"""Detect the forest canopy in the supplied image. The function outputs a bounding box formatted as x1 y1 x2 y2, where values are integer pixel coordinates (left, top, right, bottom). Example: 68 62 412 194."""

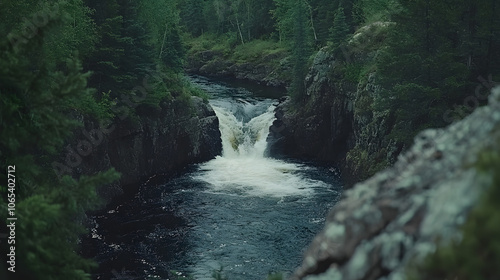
0 0 499 279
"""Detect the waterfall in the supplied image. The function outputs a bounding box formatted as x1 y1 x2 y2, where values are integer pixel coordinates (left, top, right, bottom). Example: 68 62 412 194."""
213 104 275 158
195 100 325 198
84 76 342 280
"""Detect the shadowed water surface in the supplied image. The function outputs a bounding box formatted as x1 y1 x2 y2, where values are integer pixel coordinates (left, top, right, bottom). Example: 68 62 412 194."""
83 76 342 280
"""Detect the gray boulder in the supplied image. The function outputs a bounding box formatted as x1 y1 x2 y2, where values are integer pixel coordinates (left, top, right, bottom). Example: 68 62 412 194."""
293 88 500 280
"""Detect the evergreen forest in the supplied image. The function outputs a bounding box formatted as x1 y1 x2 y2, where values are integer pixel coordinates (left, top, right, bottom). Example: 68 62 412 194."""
0 0 499 279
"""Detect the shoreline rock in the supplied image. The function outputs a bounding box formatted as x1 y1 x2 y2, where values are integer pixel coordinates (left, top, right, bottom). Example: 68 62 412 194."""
292 88 500 280
268 47 397 187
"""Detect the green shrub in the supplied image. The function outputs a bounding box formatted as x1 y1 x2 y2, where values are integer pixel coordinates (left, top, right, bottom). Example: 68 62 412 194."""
181 77 210 103
346 146 389 180
186 33 232 57
186 34 288 67
232 39 287 63
341 63 363 83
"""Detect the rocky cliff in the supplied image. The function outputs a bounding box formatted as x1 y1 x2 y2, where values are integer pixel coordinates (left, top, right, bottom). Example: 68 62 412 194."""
292 88 500 279
268 50 351 162
268 23 400 186
56 97 221 201
269 48 398 186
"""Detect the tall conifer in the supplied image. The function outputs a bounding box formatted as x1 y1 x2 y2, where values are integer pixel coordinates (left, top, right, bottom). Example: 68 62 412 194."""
290 0 311 102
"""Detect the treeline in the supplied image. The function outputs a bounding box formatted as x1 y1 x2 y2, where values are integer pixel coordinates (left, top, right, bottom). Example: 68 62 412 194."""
1 0 499 278
373 0 500 145
84 0 188 104
178 0 499 145
0 0 195 279
178 0 361 46
177 0 363 97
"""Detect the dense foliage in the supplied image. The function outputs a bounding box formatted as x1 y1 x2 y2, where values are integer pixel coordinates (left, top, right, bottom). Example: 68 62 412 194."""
1 0 499 279
180 0 499 141
0 11 119 280
375 0 500 146
0 0 199 279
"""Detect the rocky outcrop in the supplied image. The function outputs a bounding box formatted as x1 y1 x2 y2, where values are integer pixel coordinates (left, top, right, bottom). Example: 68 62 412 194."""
268 49 353 163
269 31 397 185
57 97 221 202
292 88 500 280
186 49 290 87
344 72 399 184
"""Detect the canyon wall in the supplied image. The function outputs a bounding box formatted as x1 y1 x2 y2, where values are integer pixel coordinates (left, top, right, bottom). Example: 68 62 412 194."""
292 87 500 280
55 97 221 202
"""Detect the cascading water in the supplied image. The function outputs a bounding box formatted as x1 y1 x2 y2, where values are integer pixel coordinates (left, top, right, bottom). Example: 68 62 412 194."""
195 101 322 197
82 76 342 280
213 104 273 158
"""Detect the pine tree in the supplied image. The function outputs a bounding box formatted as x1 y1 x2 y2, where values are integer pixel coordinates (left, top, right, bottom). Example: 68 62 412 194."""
310 0 336 45
467 0 500 78
271 0 294 43
2 0 98 70
290 0 312 102
337 0 358 29
329 6 350 52
83 0 125 96
374 0 469 145
43 0 98 66
245 0 276 39
139 0 185 72
118 0 155 90
0 13 119 280
181 0 205 36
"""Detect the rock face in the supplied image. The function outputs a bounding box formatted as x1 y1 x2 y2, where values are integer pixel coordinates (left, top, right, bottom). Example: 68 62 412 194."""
186 49 290 87
268 49 352 162
62 97 221 201
269 24 400 185
269 46 398 185
292 89 500 280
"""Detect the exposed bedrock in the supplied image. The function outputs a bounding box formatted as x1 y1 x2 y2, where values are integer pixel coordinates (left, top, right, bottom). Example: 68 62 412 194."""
292 88 500 280
60 97 221 202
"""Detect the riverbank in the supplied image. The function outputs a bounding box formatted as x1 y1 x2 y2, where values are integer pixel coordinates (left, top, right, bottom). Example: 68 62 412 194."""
82 75 342 280
185 34 291 87
267 24 398 187
184 31 394 188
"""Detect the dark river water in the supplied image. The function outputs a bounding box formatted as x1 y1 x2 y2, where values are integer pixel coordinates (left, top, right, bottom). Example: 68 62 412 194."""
82 76 343 280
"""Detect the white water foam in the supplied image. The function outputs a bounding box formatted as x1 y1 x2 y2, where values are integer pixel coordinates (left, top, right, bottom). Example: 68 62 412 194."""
195 103 326 197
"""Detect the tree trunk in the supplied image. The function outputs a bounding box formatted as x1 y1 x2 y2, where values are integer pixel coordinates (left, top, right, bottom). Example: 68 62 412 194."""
159 23 168 59
246 1 251 41
305 0 317 42
235 15 245 44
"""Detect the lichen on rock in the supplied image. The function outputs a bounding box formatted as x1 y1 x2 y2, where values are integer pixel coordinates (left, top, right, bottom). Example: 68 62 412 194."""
292 87 500 280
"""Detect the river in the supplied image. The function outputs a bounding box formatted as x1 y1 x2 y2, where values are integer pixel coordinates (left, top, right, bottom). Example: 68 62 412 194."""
82 76 343 280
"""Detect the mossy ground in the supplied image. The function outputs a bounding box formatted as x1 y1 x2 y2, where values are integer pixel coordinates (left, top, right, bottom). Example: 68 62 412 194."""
185 33 289 73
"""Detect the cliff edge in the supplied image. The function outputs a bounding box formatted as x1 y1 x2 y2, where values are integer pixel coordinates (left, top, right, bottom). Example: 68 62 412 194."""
292 88 500 280
55 97 221 202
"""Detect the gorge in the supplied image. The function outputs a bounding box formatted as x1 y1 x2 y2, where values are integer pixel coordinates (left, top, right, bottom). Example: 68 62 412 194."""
2 1 499 279
80 71 500 280
82 76 342 280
